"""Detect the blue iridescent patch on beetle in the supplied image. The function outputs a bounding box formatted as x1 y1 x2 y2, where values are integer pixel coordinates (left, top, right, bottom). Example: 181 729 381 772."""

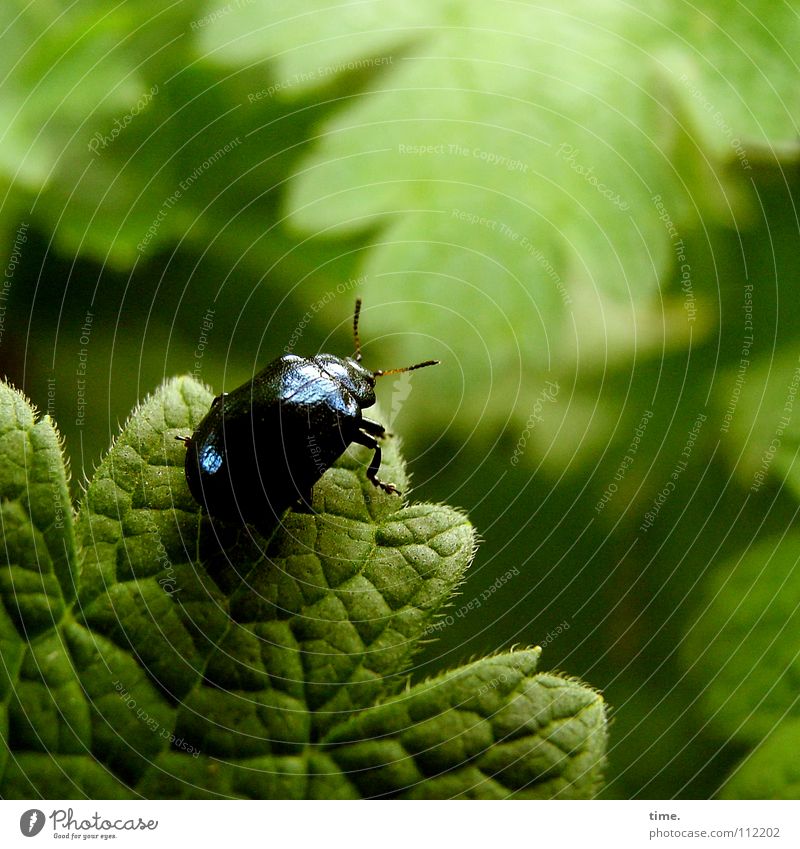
278 362 325 400
280 361 357 415
199 443 223 474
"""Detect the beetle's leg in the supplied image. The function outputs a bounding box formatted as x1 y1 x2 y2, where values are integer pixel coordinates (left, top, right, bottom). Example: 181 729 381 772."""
360 417 387 438
353 430 399 494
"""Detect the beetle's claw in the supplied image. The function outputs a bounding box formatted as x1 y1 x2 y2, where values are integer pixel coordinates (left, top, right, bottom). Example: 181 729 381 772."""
376 479 400 495
366 469 399 495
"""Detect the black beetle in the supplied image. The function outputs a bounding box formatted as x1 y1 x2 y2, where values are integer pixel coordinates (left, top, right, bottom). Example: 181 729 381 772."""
178 299 438 531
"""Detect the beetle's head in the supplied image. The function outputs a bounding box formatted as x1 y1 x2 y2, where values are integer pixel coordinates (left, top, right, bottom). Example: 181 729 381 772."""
314 300 440 408
314 353 378 406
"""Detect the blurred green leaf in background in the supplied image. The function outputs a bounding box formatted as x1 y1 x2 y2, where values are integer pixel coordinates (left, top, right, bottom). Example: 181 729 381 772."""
1 0 800 799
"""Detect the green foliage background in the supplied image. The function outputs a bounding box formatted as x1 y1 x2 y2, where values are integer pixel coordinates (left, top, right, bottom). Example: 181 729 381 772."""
1 0 799 798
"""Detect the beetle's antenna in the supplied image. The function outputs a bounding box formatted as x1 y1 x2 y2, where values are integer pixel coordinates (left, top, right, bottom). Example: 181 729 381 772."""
353 298 363 362
353 299 439 376
374 359 440 377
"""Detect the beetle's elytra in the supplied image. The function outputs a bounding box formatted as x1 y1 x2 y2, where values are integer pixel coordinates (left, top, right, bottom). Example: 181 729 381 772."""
179 299 438 531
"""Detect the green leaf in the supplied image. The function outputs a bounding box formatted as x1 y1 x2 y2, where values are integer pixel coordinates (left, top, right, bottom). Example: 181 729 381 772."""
325 649 607 799
0 383 77 636
682 534 800 744
0 384 128 797
663 1 800 155
720 718 800 800
200 0 800 441
0 375 606 797
0 2 334 276
0 1 194 191
717 349 800 496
